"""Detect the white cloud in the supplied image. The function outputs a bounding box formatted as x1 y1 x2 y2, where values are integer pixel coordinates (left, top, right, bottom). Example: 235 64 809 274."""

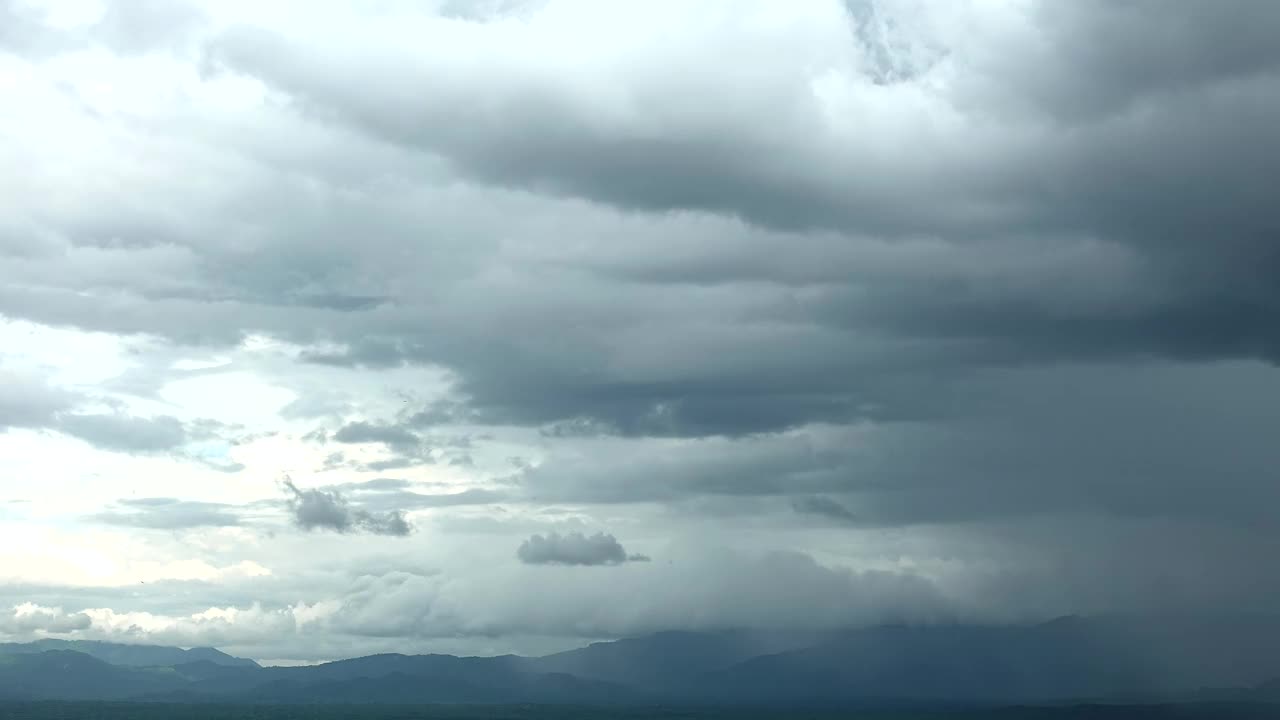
0 603 92 636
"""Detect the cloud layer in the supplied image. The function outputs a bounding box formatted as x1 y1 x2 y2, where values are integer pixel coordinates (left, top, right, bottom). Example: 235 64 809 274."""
1 0 1278 662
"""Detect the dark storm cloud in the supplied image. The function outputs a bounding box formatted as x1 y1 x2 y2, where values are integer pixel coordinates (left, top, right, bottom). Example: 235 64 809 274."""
199 0 1280 410
513 430 862 505
283 479 412 536
999 0 1280 122
507 360 1280 534
516 531 637 566
90 497 242 529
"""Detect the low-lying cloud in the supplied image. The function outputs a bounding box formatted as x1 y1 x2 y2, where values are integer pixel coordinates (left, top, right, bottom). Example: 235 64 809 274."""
516 531 646 566
0 603 92 636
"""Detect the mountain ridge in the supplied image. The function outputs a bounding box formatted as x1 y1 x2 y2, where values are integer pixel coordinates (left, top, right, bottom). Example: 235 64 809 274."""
0 639 260 669
4 615 1280 708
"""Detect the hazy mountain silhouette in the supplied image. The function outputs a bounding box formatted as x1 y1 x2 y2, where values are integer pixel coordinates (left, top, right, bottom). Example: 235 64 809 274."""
681 614 1280 706
0 651 188 701
529 629 817 688
0 639 259 669
3 615 1280 708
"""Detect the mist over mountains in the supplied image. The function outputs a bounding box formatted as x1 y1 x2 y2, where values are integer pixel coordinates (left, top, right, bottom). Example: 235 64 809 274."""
4 616 1280 709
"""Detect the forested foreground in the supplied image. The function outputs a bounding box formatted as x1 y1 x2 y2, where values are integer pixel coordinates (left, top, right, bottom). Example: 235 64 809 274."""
3 702 1280 720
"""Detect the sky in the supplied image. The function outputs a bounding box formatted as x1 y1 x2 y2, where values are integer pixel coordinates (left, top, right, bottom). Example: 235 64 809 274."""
2 0 1280 665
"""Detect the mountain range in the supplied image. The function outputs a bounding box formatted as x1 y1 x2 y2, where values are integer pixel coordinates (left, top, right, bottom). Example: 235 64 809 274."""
4 616 1280 708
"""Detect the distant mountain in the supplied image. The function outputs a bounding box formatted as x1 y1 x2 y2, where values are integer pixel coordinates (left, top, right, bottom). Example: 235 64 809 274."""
3 615 1280 708
0 639 259 669
0 650 188 701
529 629 816 688
687 615 1280 706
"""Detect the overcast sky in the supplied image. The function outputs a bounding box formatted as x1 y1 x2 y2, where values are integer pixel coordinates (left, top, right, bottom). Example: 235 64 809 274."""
2 0 1280 665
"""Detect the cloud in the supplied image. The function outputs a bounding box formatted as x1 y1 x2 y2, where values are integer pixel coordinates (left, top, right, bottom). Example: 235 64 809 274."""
316 478 508 515
1 0 1280 662
511 428 864 505
791 495 857 524
516 531 638 567
92 0 208 55
0 371 201 455
89 497 242 529
0 603 92 636
0 547 945 660
0 371 77 429
330 420 434 465
332 421 420 450
186 0 1280 440
55 413 187 452
283 479 412 537
5 0 1272 438
327 548 949 642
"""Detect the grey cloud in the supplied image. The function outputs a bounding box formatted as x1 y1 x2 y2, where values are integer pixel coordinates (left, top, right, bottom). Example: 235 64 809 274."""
511 360 1280 535
328 421 483 469
197 0 1280 407
393 488 506 510
336 477 412 492
0 371 75 429
331 478 507 514
998 1 1280 122
0 372 200 454
283 479 412 536
513 431 860 505
331 548 949 641
352 509 412 537
301 428 328 444
55 413 187 452
516 531 635 567
318 451 346 471
89 497 242 529
361 458 417 472
791 496 858 524
332 421 421 452
280 391 352 420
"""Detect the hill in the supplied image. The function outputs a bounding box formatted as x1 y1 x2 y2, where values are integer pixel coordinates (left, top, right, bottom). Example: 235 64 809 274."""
0 639 259 669
3 615 1280 709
